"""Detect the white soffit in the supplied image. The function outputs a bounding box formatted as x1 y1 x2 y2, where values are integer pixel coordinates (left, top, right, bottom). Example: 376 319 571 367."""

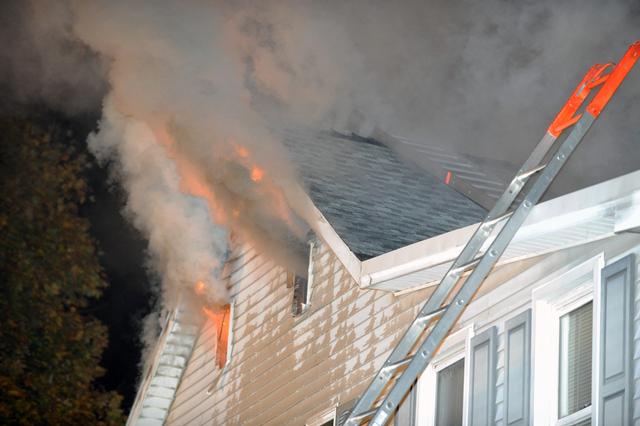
361 169 640 293
126 308 200 426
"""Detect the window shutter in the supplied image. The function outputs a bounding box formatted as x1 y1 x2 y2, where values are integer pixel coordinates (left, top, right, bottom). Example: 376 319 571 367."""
504 310 531 426
469 326 497 426
599 254 635 426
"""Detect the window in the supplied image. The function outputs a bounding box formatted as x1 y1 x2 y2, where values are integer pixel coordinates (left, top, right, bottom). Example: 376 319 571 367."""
417 325 471 426
203 302 234 369
291 240 315 316
558 302 593 419
532 255 602 426
436 359 465 426
306 405 337 426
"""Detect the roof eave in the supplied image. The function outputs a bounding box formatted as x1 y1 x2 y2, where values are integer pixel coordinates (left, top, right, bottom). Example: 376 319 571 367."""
359 169 640 293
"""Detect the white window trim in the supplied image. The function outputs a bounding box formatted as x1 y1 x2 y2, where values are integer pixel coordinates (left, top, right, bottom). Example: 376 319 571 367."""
416 325 473 426
306 404 335 426
305 240 316 307
531 254 603 426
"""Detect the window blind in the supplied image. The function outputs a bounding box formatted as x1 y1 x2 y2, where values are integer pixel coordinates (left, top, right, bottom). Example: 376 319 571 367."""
558 301 593 418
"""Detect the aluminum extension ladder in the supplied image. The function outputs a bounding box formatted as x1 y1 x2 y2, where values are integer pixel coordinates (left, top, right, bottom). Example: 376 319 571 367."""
344 41 640 426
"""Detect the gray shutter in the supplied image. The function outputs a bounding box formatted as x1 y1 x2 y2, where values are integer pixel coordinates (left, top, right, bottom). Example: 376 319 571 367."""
599 254 635 426
504 310 531 426
469 326 497 426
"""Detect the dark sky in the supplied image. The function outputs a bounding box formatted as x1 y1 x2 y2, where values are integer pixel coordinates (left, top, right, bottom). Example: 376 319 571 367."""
1 0 639 416
0 105 154 413
82 145 155 411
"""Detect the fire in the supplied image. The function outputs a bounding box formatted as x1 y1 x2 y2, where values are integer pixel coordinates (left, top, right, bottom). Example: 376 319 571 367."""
250 166 264 182
194 280 206 295
202 305 231 368
236 146 249 158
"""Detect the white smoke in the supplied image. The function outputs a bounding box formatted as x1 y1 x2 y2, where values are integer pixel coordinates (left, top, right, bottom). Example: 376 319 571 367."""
2 0 638 340
88 99 229 307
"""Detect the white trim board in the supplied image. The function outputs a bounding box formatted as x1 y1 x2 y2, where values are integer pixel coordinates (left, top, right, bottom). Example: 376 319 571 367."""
360 169 640 292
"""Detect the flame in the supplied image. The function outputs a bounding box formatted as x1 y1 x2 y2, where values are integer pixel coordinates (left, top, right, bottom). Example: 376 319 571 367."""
250 166 264 182
202 304 231 368
194 280 206 295
152 125 230 225
236 146 249 158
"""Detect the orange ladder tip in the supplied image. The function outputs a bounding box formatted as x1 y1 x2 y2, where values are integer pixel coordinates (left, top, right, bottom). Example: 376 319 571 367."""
587 41 640 117
548 41 640 137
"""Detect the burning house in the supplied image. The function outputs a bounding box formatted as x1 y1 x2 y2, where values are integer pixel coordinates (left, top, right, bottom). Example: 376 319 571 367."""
126 42 640 426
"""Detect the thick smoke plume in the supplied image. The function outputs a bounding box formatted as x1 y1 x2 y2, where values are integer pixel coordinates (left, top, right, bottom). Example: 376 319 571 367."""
2 0 639 340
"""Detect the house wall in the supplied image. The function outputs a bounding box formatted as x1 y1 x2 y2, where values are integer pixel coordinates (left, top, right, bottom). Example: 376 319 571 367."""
166 231 640 425
165 239 433 426
443 233 640 426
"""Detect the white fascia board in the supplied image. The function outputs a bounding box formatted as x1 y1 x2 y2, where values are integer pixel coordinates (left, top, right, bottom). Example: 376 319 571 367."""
360 169 640 292
287 183 362 282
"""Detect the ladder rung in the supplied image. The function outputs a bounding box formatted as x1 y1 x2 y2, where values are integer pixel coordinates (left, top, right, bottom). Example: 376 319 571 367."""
381 355 413 373
516 163 547 181
448 258 481 276
417 305 448 323
349 406 379 422
482 210 514 227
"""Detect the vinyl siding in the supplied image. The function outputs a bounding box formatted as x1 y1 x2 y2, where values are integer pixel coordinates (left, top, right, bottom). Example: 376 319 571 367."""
632 260 640 425
166 239 431 425
165 233 640 426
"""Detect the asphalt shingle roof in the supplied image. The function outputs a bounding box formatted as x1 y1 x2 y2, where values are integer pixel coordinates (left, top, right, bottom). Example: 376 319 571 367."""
282 129 487 260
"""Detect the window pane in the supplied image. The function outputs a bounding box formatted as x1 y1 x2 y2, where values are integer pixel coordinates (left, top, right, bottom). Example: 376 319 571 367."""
436 359 465 426
558 301 592 418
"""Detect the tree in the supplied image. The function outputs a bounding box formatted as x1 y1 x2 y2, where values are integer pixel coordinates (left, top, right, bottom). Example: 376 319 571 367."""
0 118 124 425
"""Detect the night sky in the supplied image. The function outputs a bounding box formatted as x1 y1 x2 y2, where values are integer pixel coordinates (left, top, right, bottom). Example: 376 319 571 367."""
0 104 154 413
2 1 639 418
82 144 154 411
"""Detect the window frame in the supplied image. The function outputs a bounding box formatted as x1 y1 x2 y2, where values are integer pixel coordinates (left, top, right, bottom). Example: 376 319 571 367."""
291 240 315 317
416 325 472 426
532 254 603 426
306 405 336 426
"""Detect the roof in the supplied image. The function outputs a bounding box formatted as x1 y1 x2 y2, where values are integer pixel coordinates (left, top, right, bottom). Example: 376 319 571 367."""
281 129 487 260
360 168 640 292
385 134 517 207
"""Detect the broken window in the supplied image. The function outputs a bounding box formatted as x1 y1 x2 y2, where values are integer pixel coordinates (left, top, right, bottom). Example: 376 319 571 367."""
204 303 233 369
290 240 315 317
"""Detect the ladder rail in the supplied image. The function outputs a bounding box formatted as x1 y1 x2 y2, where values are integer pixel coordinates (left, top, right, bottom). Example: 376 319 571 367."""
345 107 560 426
368 112 597 426
348 134 561 420
344 41 639 426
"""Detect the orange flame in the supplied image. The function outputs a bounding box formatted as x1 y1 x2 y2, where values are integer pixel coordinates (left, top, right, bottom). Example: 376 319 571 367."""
194 280 206 295
202 305 231 368
236 146 249 158
250 166 264 182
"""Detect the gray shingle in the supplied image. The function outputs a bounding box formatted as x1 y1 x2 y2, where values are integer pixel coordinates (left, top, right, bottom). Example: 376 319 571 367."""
282 130 487 259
